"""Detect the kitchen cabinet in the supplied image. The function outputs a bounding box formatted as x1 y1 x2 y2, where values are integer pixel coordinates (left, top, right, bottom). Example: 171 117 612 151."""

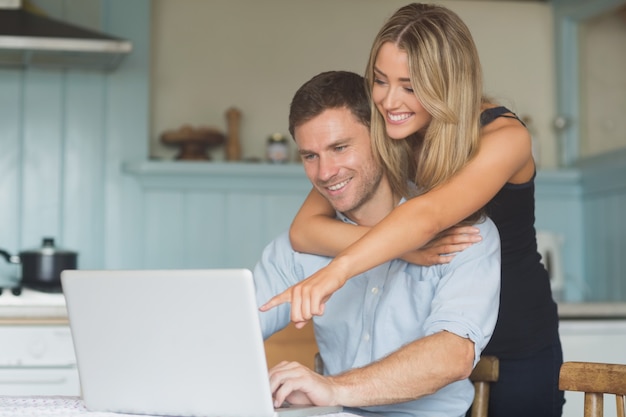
0 321 79 396
552 0 626 165
121 161 311 271
0 290 78 395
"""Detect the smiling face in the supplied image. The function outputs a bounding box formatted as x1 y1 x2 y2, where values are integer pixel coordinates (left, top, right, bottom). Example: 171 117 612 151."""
294 107 386 222
371 42 432 140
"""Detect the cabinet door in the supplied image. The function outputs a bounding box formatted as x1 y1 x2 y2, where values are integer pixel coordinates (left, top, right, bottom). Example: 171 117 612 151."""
0 325 80 395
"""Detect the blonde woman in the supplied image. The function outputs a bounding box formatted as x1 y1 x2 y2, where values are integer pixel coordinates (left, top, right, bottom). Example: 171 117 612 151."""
261 3 564 417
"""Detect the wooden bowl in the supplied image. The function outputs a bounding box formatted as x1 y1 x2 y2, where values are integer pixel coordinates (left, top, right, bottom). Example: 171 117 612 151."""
161 125 225 160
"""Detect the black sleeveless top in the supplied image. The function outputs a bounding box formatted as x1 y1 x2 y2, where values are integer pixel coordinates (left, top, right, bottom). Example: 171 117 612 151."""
480 107 559 357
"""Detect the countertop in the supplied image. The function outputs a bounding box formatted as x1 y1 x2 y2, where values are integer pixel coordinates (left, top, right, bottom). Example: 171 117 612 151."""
2 291 626 322
0 289 68 324
557 302 626 319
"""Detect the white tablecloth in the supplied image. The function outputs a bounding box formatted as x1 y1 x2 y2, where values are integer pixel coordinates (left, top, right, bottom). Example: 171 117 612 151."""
0 396 354 417
0 397 122 417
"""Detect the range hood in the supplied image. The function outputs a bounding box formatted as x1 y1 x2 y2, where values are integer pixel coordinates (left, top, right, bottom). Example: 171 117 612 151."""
0 0 132 71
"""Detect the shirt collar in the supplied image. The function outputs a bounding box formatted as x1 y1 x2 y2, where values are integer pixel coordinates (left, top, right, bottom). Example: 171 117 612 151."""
335 196 408 226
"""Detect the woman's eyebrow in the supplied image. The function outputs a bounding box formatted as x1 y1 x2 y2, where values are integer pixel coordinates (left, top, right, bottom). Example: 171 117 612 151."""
374 67 411 83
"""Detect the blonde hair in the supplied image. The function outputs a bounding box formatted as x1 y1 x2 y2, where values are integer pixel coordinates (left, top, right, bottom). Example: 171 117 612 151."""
365 3 484 220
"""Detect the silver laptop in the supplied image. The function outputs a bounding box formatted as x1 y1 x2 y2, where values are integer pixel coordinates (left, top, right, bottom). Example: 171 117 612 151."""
61 268 342 417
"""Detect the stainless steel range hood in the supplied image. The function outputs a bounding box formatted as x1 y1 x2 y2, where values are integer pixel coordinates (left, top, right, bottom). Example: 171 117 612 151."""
0 0 132 71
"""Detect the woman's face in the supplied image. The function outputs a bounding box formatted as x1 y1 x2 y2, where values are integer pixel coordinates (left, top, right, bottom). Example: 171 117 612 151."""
371 42 432 140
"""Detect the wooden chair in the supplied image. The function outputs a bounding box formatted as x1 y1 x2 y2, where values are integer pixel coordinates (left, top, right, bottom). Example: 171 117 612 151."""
559 361 626 417
314 353 499 417
468 355 499 417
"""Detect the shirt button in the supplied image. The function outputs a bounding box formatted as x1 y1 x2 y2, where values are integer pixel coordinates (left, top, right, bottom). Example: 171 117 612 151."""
363 333 370 341
371 287 379 294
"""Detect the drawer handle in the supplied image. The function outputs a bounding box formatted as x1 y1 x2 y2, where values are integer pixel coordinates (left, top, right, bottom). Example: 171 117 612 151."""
0 377 68 385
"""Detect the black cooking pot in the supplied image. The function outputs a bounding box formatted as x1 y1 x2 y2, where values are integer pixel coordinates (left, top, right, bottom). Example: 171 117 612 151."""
0 237 78 291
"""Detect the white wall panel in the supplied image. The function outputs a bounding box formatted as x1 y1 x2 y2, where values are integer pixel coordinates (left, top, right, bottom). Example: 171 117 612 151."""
21 71 63 246
144 191 185 269
63 73 106 270
184 192 228 268
123 162 311 271
0 71 23 282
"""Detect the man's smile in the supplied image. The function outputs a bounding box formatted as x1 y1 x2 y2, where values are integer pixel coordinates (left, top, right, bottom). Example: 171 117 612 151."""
326 178 351 192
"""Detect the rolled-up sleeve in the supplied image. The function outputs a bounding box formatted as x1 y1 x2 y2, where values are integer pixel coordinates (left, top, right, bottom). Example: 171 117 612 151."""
423 218 501 366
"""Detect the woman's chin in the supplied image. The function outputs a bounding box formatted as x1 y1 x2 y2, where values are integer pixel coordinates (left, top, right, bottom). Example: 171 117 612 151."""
385 127 410 140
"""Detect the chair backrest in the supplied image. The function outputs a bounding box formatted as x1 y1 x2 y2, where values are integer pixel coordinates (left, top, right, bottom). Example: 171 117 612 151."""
559 361 626 417
314 353 499 417
469 355 499 417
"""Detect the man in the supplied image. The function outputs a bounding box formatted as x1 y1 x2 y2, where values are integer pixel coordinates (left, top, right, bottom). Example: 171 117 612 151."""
253 71 500 417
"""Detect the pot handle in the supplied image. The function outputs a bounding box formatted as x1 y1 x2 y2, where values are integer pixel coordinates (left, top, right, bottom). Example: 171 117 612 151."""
0 249 20 264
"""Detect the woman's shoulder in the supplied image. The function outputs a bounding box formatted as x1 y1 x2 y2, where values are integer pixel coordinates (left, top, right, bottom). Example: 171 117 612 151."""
480 105 529 142
481 103 524 125
479 105 535 183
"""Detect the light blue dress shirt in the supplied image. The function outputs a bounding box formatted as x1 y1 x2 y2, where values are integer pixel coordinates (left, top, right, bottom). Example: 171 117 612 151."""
254 212 501 417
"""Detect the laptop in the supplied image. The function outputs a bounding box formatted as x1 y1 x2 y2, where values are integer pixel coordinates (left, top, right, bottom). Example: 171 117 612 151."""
61 268 342 417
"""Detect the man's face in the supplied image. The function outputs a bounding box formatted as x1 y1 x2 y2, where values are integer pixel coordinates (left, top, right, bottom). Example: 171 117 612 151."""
295 107 383 216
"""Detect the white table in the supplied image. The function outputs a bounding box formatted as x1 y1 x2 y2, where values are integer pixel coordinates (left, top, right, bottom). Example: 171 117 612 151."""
0 396 354 417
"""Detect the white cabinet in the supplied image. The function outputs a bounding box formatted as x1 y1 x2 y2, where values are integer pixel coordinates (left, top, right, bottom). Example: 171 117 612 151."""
0 325 80 396
559 319 626 417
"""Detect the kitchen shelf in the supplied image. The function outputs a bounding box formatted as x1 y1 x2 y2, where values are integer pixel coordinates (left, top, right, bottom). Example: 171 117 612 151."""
122 160 310 192
558 302 626 320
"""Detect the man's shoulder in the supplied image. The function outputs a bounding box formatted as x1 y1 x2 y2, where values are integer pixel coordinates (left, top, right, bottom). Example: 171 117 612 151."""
463 216 501 253
262 231 332 272
261 231 292 255
439 216 500 267
475 216 499 240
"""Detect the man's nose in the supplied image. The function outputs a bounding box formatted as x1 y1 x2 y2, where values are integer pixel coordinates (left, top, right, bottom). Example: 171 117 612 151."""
317 156 338 182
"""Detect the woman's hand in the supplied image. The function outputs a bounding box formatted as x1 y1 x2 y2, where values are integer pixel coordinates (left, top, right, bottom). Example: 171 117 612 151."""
401 225 482 266
259 261 349 328
260 225 482 326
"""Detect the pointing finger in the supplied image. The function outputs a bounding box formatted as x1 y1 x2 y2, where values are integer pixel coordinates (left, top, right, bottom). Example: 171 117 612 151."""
260 291 291 312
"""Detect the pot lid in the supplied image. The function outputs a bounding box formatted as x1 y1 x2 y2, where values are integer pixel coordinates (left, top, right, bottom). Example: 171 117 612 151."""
20 237 77 256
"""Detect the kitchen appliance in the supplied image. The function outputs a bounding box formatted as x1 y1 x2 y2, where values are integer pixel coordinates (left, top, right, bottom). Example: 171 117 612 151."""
0 238 78 293
536 230 565 300
0 0 132 71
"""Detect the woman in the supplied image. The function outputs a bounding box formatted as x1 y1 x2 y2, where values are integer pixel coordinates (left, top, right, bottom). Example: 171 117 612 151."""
261 3 564 417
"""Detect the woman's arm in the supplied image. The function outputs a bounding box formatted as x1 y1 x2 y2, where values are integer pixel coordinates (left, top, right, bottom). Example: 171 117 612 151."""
291 187 482 264
262 119 532 326
289 189 369 256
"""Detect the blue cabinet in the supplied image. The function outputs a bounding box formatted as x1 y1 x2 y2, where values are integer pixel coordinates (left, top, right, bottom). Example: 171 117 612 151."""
122 162 311 270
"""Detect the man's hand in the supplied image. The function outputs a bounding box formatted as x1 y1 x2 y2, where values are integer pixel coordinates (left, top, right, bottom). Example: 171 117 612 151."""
259 263 348 328
269 361 340 408
401 225 482 266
